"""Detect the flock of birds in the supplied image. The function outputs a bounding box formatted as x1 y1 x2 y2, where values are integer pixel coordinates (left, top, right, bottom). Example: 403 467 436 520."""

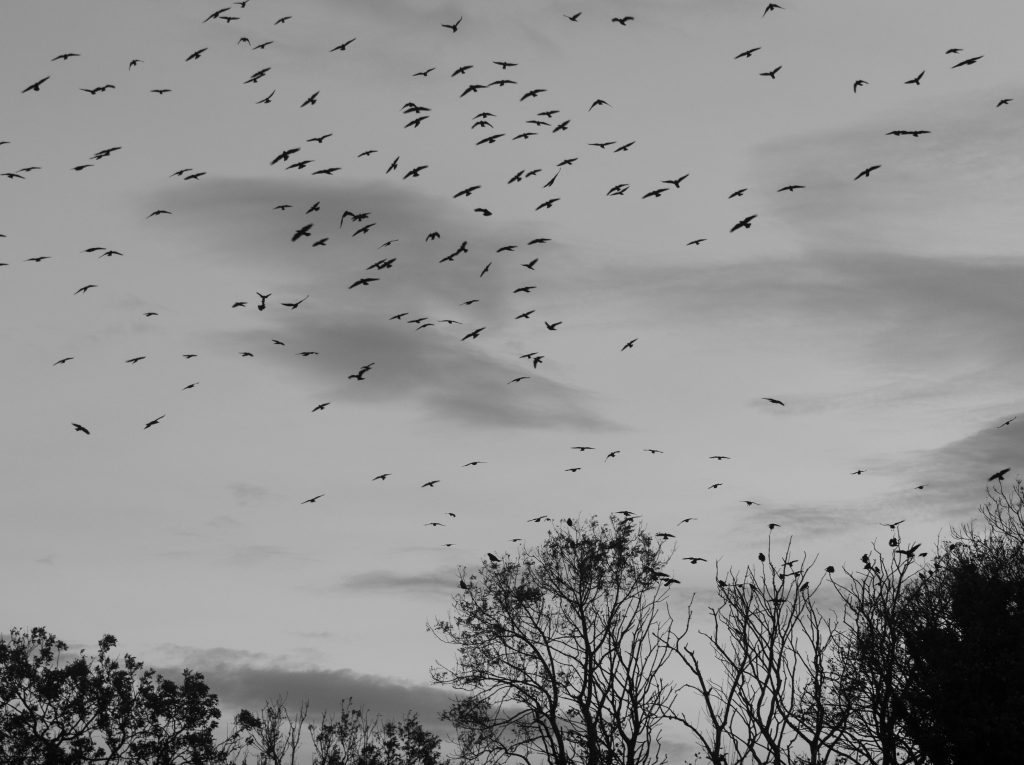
2 1 1019 583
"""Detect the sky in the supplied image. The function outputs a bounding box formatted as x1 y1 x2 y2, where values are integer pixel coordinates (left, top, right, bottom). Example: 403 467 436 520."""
3 0 1024 751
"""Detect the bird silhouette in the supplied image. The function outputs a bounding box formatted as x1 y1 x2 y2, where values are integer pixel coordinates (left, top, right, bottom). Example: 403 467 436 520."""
951 55 983 68
22 76 51 93
730 215 757 232
855 165 881 180
441 16 463 32
989 468 1011 482
904 70 924 85
143 415 165 429
72 423 91 434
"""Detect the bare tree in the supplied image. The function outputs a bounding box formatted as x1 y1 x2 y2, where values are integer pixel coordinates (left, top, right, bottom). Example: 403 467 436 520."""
664 538 851 765
828 532 928 765
431 516 683 765
235 697 308 765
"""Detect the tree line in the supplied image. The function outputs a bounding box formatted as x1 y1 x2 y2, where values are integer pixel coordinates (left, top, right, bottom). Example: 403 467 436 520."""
4 481 1023 765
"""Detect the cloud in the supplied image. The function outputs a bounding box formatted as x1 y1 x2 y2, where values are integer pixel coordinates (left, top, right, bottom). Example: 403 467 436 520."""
154 645 457 728
338 566 455 597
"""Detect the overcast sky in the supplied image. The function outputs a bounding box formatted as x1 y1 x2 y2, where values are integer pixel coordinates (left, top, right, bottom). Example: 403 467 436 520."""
3 0 1024 747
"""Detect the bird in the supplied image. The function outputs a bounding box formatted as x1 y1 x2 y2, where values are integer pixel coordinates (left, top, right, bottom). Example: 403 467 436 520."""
777 184 804 192
147 210 172 218
53 357 74 366
75 284 98 294
763 3 783 14
461 327 485 341
300 91 319 107
589 99 610 110
508 377 530 384
72 423 91 434
22 76 51 93
760 66 781 79
735 47 761 59
281 295 309 309
997 98 1013 107
853 79 868 92
904 70 924 85
855 165 881 180
565 11 581 21
301 494 325 504
441 16 462 32
621 338 638 351
951 55 983 68
143 415 165 429
372 473 390 481
709 455 730 461
422 480 440 488
728 188 747 199
687 239 707 246
851 469 865 475
997 416 1016 428
741 500 760 507
611 16 634 25
988 468 1011 482
762 397 785 406
349 277 379 289
186 48 207 62
730 215 757 232
331 38 357 52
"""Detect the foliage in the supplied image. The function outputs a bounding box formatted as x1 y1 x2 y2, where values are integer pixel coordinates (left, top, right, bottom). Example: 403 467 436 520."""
893 481 1024 765
0 626 231 765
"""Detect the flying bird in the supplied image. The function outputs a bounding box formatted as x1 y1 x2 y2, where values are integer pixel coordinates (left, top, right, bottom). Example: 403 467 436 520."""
989 468 1011 482
762 397 785 406
730 215 757 232
735 47 761 59
143 415 165 430
951 55 983 68
441 16 462 32
855 165 881 180
72 423 91 434
22 76 50 93
904 70 924 85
